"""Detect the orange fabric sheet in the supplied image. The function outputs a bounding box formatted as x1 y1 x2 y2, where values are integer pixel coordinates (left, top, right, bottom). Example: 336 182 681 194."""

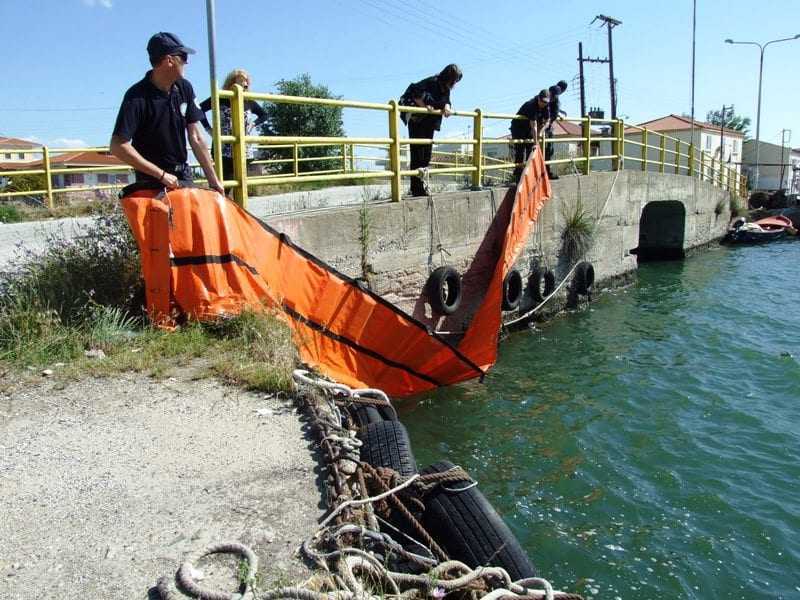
122 149 550 396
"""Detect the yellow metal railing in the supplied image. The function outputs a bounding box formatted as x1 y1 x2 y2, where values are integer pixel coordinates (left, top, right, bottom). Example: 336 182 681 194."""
0 83 746 208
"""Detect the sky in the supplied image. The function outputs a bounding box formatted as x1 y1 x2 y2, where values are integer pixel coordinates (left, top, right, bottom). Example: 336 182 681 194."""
1 0 798 149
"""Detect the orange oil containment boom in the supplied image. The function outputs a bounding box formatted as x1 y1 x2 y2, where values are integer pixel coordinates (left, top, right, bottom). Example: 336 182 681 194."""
122 149 551 396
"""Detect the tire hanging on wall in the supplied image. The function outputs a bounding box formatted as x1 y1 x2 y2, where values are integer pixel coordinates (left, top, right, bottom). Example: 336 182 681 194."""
502 269 523 311
527 267 556 303
419 460 537 580
573 261 595 296
425 266 462 315
358 420 417 477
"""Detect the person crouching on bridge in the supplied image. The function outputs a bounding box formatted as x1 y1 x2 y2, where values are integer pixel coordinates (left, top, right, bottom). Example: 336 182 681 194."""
400 64 463 197
110 32 224 196
545 80 568 180
510 89 550 183
200 69 268 183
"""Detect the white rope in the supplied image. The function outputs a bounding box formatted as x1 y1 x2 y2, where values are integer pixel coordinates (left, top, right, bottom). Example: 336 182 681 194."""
319 474 421 528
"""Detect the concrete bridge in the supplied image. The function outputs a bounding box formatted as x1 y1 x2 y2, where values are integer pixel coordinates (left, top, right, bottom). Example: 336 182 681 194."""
266 171 733 329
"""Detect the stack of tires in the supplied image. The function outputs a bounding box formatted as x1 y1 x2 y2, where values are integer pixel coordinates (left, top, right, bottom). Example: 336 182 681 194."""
348 404 537 580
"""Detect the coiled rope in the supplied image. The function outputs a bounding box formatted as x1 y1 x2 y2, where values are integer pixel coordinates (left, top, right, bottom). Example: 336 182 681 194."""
153 370 582 600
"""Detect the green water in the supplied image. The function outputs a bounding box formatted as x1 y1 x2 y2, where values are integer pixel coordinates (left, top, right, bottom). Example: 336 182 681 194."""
400 241 800 599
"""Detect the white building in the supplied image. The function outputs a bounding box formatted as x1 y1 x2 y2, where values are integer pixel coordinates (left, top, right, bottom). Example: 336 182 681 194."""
624 114 743 181
741 140 798 193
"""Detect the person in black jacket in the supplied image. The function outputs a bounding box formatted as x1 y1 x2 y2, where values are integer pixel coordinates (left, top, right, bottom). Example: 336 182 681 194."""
200 69 268 182
400 64 463 196
510 89 550 183
544 80 568 179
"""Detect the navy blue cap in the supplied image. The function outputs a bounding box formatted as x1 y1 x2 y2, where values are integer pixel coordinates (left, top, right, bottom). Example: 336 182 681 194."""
147 32 197 62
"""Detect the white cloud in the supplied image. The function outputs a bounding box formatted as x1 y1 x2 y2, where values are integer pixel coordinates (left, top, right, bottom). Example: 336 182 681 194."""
82 0 113 8
17 136 89 149
49 137 89 148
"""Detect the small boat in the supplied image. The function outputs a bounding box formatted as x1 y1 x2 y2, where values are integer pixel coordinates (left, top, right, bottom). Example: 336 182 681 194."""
753 215 794 231
725 216 789 244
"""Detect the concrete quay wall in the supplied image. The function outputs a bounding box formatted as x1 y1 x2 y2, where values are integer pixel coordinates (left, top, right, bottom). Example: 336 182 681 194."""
265 171 733 330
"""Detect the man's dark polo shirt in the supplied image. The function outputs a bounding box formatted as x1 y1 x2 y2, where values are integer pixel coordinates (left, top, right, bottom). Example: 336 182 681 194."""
510 99 549 138
112 71 204 184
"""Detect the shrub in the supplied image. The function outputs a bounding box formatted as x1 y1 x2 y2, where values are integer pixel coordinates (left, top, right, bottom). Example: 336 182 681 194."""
0 203 22 223
561 200 594 264
0 202 143 326
0 202 143 363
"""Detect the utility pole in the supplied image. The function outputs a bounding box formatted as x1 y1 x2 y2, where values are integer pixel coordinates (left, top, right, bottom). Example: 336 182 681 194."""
779 129 791 191
578 42 586 117
719 104 732 162
592 15 622 118
577 44 610 117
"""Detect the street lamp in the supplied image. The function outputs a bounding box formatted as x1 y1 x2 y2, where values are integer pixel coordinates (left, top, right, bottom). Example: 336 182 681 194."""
725 34 800 190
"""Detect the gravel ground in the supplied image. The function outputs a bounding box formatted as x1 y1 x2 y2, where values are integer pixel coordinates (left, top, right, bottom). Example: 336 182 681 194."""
0 369 325 599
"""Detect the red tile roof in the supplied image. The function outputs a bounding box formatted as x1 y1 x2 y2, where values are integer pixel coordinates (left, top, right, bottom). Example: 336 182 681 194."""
0 161 37 171
0 136 41 150
26 151 126 168
625 114 745 137
552 120 585 137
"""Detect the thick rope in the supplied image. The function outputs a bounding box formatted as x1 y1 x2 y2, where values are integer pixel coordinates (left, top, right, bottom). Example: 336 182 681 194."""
155 370 581 600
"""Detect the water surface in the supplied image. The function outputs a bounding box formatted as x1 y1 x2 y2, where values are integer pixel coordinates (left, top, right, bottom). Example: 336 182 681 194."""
401 241 800 599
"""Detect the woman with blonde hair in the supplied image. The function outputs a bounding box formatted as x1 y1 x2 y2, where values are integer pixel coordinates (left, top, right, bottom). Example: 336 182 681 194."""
200 68 268 181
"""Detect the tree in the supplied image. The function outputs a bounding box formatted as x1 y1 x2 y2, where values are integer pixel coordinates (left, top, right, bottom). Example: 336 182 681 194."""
706 108 751 138
260 74 345 174
4 172 47 193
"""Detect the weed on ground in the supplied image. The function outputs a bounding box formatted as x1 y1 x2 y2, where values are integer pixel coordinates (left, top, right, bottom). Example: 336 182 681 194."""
0 201 298 393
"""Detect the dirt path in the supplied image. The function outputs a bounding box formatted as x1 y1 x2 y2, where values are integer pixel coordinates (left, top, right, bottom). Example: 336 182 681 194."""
0 369 324 599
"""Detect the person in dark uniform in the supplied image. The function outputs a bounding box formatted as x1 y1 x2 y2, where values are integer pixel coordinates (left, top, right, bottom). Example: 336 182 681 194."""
400 64 463 196
199 68 268 182
545 80 568 179
110 32 224 195
510 89 550 182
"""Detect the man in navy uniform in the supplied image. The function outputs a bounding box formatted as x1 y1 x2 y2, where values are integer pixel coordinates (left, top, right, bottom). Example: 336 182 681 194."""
510 89 550 183
544 80 568 179
110 32 224 195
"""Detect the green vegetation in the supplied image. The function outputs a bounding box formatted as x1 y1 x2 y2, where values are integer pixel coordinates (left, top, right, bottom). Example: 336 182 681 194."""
358 186 376 287
0 203 22 223
561 200 594 264
0 202 297 393
3 173 47 194
706 107 751 139
259 73 345 174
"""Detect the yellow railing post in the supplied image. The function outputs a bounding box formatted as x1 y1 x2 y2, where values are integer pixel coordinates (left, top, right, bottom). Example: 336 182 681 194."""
349 144 355 172
388 100 402 202
700 151 705 181
674 139 681 174
688 142 695 178
211 86 223 182
42 146 54 209
641 129 648 171
292 143 299 176
659 135 666 174
612 118 622 171
582 118 592 175
341 143 347 173
230 83 249 208
472 108 483 189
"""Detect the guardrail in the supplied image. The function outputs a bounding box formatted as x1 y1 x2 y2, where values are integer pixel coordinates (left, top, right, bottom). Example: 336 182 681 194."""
0 83 746 209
